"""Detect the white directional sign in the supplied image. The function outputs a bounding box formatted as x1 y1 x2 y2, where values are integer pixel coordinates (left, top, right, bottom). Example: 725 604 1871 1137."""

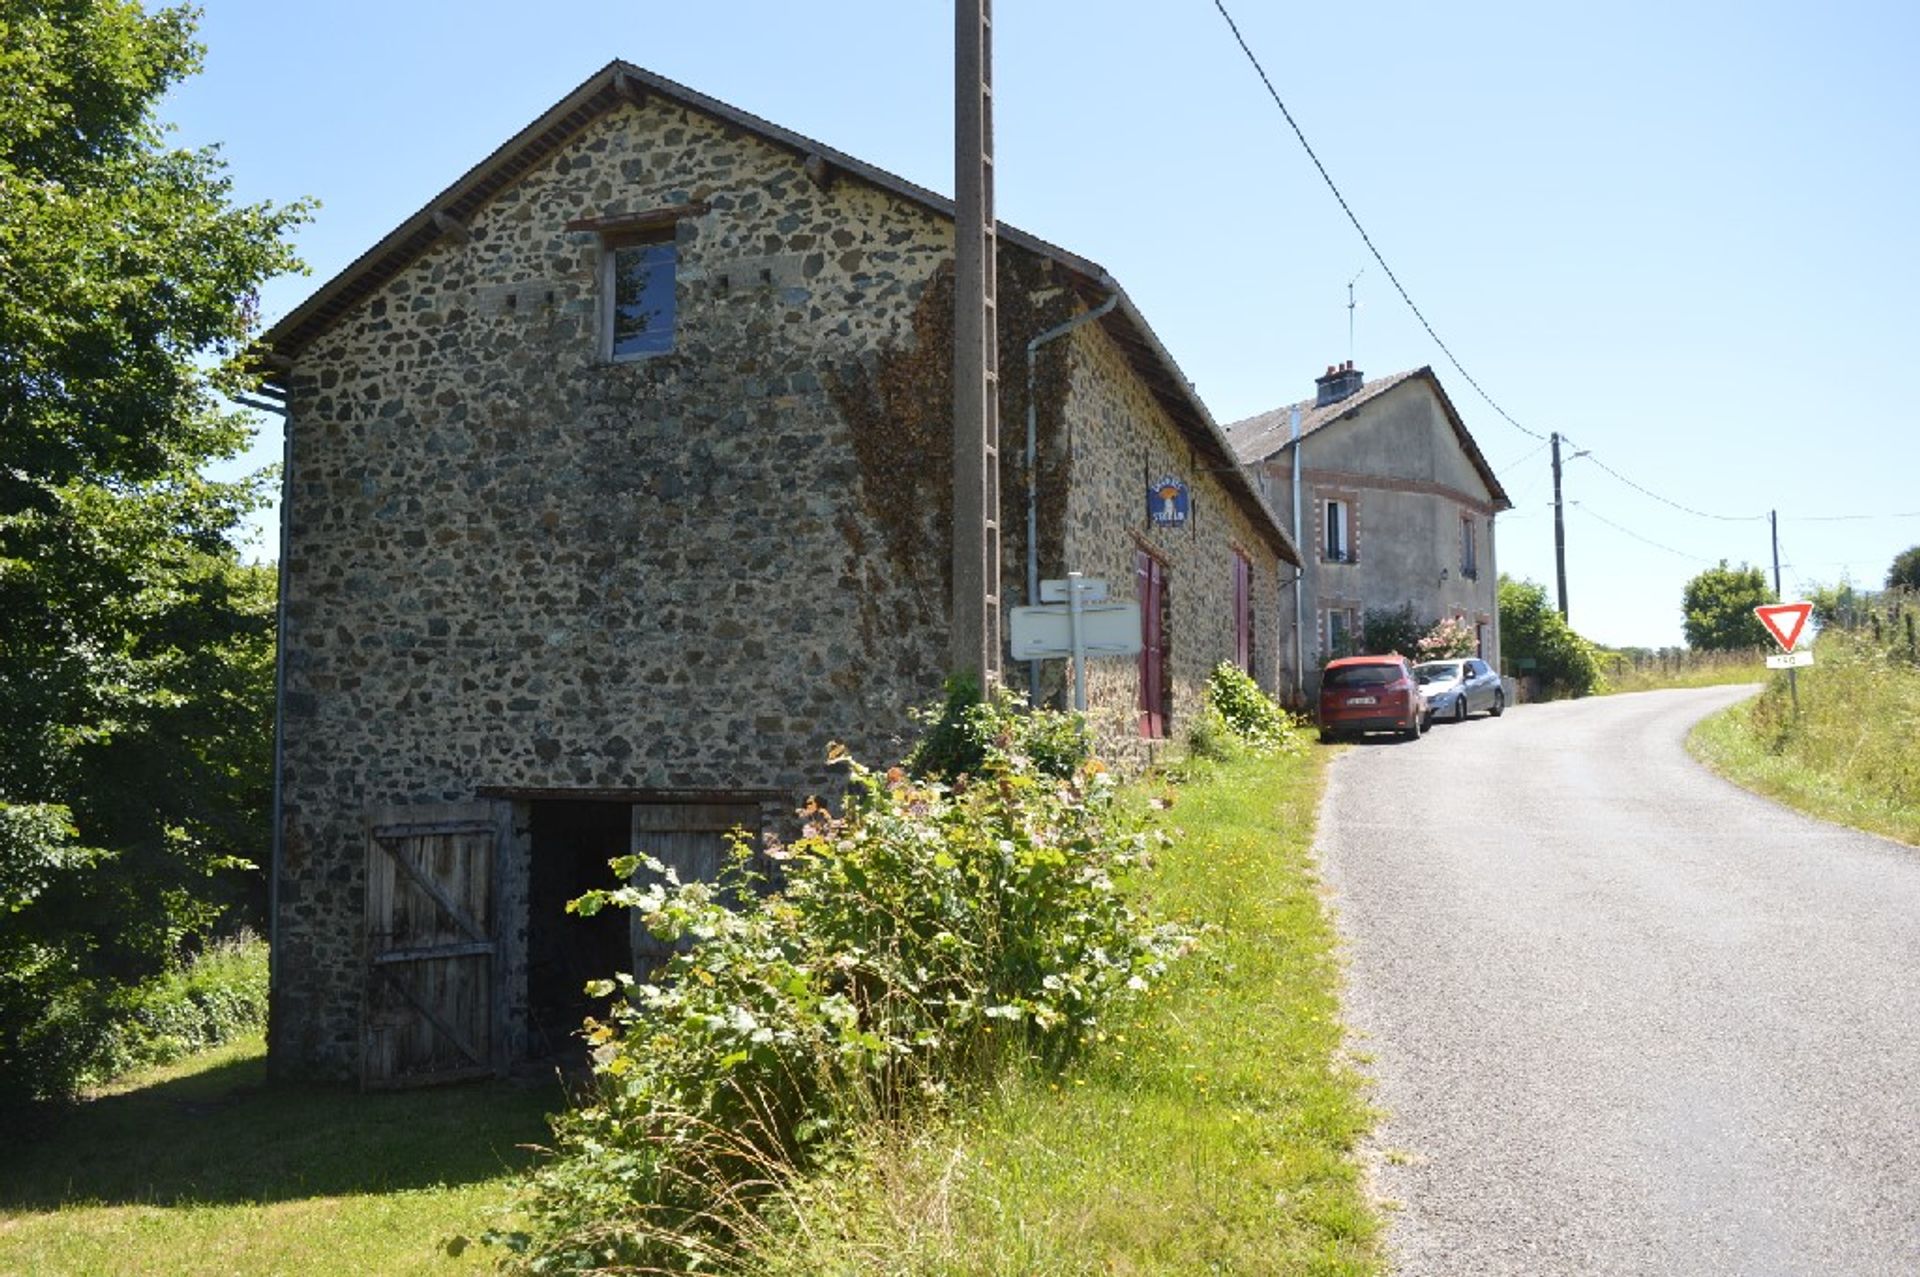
1009 602 1141 660
1765 649 1814 670
1039 577 1108 604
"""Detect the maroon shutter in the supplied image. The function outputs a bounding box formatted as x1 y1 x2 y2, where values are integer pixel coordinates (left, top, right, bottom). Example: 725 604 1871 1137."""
1138 551 1165 739
1232 553 1251 671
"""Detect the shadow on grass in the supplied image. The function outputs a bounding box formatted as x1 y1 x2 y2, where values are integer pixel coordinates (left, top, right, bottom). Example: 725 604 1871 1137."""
0 1042 565 1212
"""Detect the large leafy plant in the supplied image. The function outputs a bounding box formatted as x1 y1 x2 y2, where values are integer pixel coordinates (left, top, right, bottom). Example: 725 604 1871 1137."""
504 732 1186 1272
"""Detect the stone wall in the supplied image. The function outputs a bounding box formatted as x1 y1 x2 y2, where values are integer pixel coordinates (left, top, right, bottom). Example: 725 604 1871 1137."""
273 90 1283 1079
1059 321 1283 766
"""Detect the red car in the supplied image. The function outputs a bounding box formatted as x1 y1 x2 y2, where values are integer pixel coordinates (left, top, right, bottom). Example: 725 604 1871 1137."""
1318 654 1431 742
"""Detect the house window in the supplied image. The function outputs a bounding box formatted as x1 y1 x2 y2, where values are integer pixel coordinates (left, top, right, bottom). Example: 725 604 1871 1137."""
1325 605 1359 658
1461 514 1478 580
604 235 676 359
1231 550 1253 672
1137 550 1171 739
1325 499 1352 563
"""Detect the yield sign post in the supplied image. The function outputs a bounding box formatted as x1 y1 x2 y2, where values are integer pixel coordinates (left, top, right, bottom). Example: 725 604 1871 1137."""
1754 602 1813 653
1754 600 1813 715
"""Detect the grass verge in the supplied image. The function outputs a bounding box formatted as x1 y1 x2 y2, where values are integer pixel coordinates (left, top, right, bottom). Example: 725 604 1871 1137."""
0 1033 559 1277
1688 632 1920 847
1599 648 1767 694
750 748 1381 1275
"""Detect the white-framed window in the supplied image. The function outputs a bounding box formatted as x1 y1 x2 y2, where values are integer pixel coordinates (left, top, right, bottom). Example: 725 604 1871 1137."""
1325 604 1359 658
1325 499 1352 563
1461 514 1478 579
603 234 677 360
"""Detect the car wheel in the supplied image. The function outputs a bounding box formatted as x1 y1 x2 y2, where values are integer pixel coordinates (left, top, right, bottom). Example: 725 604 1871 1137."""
1319 729 1336 744
1489 690 1504 718
1454 698 1468 724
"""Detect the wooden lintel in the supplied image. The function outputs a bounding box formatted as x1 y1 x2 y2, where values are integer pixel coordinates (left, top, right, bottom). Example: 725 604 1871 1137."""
802 151 833 191
476 784 790 805
430 210 471 243
371 820 495 839
564 201 711 236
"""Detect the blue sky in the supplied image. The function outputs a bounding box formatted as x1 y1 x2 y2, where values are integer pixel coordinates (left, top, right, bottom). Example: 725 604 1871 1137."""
170 0 1920 649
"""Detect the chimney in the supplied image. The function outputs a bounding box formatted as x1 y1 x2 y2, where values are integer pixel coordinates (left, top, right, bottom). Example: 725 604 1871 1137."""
1314 359 1365 408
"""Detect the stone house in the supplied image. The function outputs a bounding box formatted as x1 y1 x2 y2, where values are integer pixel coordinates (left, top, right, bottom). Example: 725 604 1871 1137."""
254 61 1298 1084
1224 364 1512 703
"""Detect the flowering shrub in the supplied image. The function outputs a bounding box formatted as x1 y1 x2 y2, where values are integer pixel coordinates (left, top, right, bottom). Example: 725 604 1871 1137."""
1416 617 1479 661
501 729 1186 1273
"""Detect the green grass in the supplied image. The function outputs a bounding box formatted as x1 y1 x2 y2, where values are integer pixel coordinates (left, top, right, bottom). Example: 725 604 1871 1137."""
1689 630 1920 847
751 750 1382 1275
1598 648 1768 694
0 1033 560 1277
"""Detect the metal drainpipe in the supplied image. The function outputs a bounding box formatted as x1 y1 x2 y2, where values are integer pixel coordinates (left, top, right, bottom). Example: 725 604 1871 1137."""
1025 279 1120 706
236 387 292 1046
1290 406 1305 703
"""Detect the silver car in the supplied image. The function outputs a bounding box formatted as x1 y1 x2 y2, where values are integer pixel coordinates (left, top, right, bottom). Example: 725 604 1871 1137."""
1413 658 1505 723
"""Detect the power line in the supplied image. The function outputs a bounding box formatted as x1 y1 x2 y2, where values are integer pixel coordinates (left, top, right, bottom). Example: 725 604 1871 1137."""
1563 443 1769 523
1779 509 1920 523
1567 502 1723 563
1495 438 1552 474
1207 2 1920 531
1208 0 1546 443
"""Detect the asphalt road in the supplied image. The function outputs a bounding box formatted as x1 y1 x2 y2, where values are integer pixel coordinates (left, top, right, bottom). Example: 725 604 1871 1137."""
1318 685 1920 1276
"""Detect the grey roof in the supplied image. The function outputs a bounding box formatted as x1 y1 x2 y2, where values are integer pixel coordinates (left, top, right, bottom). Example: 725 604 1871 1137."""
257 59 1299 566
1222 366 1513 512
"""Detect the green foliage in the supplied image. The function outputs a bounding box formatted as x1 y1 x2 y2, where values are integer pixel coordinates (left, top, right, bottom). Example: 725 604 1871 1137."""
0 0 306 1107
904 675 1090 780
1681 560 1774 651
504 747 1186 1273
745 751 1383 1274
103 933 269 1077
1416 616 1478 660
1888 546 1920 593
1692 625 1920 847
1810 580 1867 627
1498 575 1602 698
1191 662 1308 760
1359 604 1426 660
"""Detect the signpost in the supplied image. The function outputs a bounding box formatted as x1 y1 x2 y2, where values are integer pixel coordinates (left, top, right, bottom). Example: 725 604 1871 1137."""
1010 573 1141 711
1754 599 1814 712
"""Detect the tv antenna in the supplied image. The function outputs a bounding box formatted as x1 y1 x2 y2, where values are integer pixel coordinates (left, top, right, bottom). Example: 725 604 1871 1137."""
1347 267 1365 364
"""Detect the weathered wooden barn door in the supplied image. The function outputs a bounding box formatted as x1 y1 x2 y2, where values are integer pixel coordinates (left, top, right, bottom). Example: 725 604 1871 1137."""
363 803 501 1088
629 802 761 965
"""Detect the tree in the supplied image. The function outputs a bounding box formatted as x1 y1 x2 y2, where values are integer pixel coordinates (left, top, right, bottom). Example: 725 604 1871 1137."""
1498 576 1601 697
1681 561 1773 651
0 0 306 1106
1360 603 1428 660
1888 546 1920 593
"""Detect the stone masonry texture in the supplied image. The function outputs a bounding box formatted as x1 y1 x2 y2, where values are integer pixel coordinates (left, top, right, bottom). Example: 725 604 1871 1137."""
273 89 1284 1079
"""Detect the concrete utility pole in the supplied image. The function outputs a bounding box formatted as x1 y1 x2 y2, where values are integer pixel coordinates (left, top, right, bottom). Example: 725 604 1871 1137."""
1551 432 1569 619
951 0 1001 685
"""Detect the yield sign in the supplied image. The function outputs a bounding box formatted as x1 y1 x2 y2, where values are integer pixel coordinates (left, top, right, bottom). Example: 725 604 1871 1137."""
1754 601 1813 653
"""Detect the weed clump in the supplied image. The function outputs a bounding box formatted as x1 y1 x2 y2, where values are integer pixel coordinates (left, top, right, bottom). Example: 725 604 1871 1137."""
1189 662 1310 761
500 709 1183 1273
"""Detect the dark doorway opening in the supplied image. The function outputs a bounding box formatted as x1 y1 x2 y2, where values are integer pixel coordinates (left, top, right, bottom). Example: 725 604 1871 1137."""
526 800 631 1063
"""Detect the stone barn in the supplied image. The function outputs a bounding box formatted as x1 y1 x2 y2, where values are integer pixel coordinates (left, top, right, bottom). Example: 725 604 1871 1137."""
256 61 1299 1085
